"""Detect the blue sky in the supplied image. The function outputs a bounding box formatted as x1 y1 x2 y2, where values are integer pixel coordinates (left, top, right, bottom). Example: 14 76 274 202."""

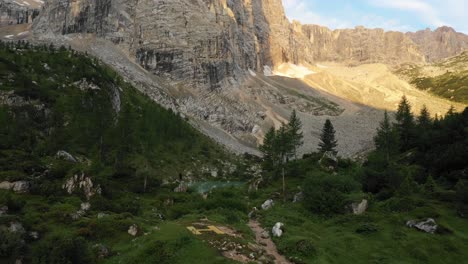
282 0 467 33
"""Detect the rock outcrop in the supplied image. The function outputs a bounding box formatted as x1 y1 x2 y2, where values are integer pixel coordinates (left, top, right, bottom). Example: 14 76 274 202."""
301 24 425 65
407 27 468 62
33 0 313 90
0 0 40 26
406 218 438 234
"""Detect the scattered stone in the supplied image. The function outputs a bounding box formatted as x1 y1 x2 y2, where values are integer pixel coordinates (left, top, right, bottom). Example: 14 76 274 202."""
9 222 25 234
272 222 284 237
406 218 438 234
56 150 77 162
349 199 368 215
93 244 111 259
128 224 139 236
261 199 274 210
97 212 108 219
63 173 101 200
29 231 39 240
319 151 338 169
0 206 7 216
72 202 91 220
248 175 263 192
0 181 30 193
174 182 188 193
293 192 303 203
261 230 270 239
248 207 258 219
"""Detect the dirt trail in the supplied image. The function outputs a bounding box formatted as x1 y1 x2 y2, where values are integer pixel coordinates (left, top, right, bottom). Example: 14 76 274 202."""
248 220 292 264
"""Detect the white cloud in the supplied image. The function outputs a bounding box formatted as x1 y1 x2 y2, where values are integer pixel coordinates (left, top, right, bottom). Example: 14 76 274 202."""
283 0 413 31
369 0 447 28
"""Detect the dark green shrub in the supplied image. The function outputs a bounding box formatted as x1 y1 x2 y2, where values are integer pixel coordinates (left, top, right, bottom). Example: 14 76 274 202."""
303 173 360 215
32 235 94 264
355 223 379 234
0 227 25 259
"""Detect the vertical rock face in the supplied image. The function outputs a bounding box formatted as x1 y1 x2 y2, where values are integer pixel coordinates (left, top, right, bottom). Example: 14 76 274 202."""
0 0 40 26
33 0 312 90
301 25 426 65
406 27 468 62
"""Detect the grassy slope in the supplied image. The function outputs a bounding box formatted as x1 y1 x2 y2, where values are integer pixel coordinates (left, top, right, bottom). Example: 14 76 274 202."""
250 158 468 264
0 42 246 263
397 52 468 104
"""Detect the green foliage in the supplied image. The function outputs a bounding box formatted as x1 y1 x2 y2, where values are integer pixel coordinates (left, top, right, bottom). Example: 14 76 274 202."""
32 235 94 264
259 111 304 172
318 119 337 155
303 173 360 215
374 111 399 160
395 96 416 151
0 227 25 259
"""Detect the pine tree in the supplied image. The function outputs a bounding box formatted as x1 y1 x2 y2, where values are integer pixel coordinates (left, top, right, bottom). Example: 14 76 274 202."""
277 124 294 164
374 111 399 161
447 105 456 116
395 96 415 151
424 175 437 195
318 119 338 155
417 105 432 128
260 127 278 170
287 110 303 159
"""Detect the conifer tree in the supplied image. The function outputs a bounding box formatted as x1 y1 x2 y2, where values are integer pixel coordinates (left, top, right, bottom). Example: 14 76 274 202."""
318 119 338 155
395 96 415 150
287 110 303 159
260 127 278 170
417 105 432 128
374 111 399 161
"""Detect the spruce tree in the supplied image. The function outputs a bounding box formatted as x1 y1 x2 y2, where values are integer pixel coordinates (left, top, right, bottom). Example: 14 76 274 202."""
417 105 432 128
395 96 415 151
374 111 399 161
260 127 278 170
287 110 303 159
277 124 294 164
318 119 338 155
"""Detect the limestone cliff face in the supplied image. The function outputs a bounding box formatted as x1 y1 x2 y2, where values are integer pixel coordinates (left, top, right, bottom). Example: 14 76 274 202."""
301 24 425 65
0 0 40 26
33 0 312 90
406 27 468 62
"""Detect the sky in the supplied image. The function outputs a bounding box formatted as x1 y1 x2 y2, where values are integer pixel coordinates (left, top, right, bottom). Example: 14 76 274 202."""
282 0 467 33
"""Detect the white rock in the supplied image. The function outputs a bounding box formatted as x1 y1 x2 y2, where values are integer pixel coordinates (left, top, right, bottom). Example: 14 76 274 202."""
293 192 303 203
272 222 284 237
350 199 368 215
0 181 30 193
56 150 77 162
0 206 7 216
128 224 138 236
261 199 274 210
406 218 438 234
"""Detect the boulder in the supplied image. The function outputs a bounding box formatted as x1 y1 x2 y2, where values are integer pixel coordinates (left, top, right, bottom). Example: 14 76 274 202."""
293 192 304 203
56 150 77 162
174 182 188 193
272 222 284 237
93 244 111 259
248 207 258 219
9 222 25 234
0 206 7 216
0 181 30 193
29 231 40 240
406 218 438 234
63 173 101 200
12 181 30 193
261 199 274 210
128 224 139 236
319 151 338 169
349 199 368 215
